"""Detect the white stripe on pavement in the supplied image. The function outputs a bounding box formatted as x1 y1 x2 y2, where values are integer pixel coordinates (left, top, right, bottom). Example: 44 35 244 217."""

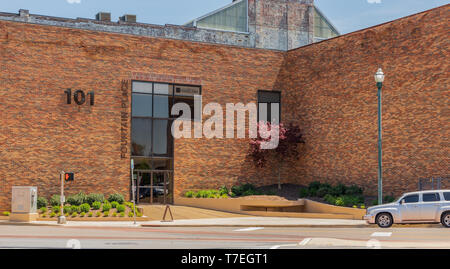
233 227 264 232
271 238 312 249
371 232 392 237
299 238 312 246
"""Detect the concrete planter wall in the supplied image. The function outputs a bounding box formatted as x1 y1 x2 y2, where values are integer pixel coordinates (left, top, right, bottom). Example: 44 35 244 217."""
174 197 365 220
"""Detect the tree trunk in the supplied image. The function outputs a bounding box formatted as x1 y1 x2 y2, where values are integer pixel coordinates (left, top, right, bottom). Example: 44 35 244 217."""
277 159 283 190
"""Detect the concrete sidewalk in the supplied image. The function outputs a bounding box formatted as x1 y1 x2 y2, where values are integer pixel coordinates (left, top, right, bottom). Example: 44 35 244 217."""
140 217 369 228
0 217 368 228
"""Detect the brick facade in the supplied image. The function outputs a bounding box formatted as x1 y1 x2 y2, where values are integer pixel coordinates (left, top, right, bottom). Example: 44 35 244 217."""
0 5 448 210
277 4 449 196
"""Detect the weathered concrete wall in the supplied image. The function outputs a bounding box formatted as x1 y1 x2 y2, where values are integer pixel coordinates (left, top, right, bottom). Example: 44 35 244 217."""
248 0 314 50
0 1 316 52
0 11 255 49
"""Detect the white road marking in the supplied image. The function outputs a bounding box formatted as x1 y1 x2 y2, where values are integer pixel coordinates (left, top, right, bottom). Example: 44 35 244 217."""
234 227 264 232
270 244 298 249
299 238 312 246
271 238 312 249
371 232 392 237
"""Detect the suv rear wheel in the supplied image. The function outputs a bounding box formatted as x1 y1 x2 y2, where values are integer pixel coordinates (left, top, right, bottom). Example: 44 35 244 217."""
376 213 393 228
441 212 450 228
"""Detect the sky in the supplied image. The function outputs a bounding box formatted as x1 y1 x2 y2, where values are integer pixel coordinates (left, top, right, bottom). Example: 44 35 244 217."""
0 0 448 34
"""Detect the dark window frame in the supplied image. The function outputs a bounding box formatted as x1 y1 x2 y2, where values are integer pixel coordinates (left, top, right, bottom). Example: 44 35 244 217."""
257 90 281 123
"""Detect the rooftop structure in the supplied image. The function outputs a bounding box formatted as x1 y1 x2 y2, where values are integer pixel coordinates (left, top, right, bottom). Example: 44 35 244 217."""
0 0 339 51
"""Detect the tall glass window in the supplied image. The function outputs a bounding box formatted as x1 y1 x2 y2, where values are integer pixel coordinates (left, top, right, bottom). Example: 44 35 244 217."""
131 81 201 205
131 81 201 158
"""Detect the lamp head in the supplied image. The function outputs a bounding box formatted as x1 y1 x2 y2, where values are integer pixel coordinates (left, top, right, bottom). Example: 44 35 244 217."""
374 68 385 83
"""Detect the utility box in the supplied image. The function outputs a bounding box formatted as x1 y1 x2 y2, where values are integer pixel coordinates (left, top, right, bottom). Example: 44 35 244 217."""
10 186 38 222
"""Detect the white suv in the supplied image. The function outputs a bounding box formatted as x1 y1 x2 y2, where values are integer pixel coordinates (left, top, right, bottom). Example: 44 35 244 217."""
364 190 450 228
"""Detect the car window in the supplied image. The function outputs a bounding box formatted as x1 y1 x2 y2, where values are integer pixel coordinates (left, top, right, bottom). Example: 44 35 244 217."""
444 192 450 201
422 193 440 202
403 194 419 203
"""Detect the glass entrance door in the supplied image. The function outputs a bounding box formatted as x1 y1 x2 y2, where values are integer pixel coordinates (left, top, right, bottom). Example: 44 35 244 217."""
133 169 173 205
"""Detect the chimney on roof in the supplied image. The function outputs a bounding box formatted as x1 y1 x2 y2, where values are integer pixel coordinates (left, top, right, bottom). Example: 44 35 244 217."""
19 9 29 17
96 12 111 22
119 14 137 23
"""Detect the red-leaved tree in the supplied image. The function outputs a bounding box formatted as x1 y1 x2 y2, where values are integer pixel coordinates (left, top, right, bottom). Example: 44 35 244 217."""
248 122 305 190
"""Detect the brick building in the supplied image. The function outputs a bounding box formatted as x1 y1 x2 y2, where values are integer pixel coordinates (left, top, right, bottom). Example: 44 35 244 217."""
0 3 448 210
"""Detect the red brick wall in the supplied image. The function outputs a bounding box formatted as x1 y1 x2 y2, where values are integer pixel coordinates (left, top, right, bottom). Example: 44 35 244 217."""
276 5 449 196
0 5 448 210
0 19 284 210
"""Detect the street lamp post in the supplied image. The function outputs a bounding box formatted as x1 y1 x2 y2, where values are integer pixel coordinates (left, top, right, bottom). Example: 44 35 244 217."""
374 68 385 205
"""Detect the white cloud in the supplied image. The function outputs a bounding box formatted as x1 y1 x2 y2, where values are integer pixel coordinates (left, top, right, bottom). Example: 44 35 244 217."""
67 0 81 4
367 0 382 3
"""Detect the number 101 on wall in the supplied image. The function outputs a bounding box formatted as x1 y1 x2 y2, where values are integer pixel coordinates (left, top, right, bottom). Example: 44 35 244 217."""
64 89 95 106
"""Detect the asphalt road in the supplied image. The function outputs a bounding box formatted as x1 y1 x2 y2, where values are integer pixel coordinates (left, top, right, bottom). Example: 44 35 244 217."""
0 225 449 249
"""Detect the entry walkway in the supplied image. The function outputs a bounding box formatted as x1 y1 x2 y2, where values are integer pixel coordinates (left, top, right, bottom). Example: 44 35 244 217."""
139 204 249 220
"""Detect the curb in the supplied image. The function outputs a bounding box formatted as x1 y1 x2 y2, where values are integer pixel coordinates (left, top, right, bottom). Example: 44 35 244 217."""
0 221 62 227
140 224 370 228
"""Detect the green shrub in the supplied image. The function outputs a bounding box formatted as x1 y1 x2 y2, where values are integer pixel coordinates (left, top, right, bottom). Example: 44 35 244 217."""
360 205 366 209
52 205 60 213
128 211 134 217
2 211 10 216
299 188 309 198
39 207 47 213
136 212 143 217
195 190 206 198
50 212 56 218
96 211 101 217
231 184 257 197
185 191 195 198
92 201 102 210
353 205 357 208
219 186 229 196
120 212 125 217
37 197 48 209
50 195 61 206
316 186 332 198
384 195 396 203
88 212 93 217
112 212 117 217
335 197 345 206
341 195 364 207
324 194 337 205
331 184 347 196
71 212 78 217
220 194 229 198
63 205 72 214
80 203 91 213
71 205 81 214
86 193 104 206
125 202 134 208
110 201 119 209
103 211 109 217
41 214 47 218
66 192 87 206
206 190 220 198
107 193 125 204
102 203 112 212
345 185 363 196
80 212 85 217
116 204 125 213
